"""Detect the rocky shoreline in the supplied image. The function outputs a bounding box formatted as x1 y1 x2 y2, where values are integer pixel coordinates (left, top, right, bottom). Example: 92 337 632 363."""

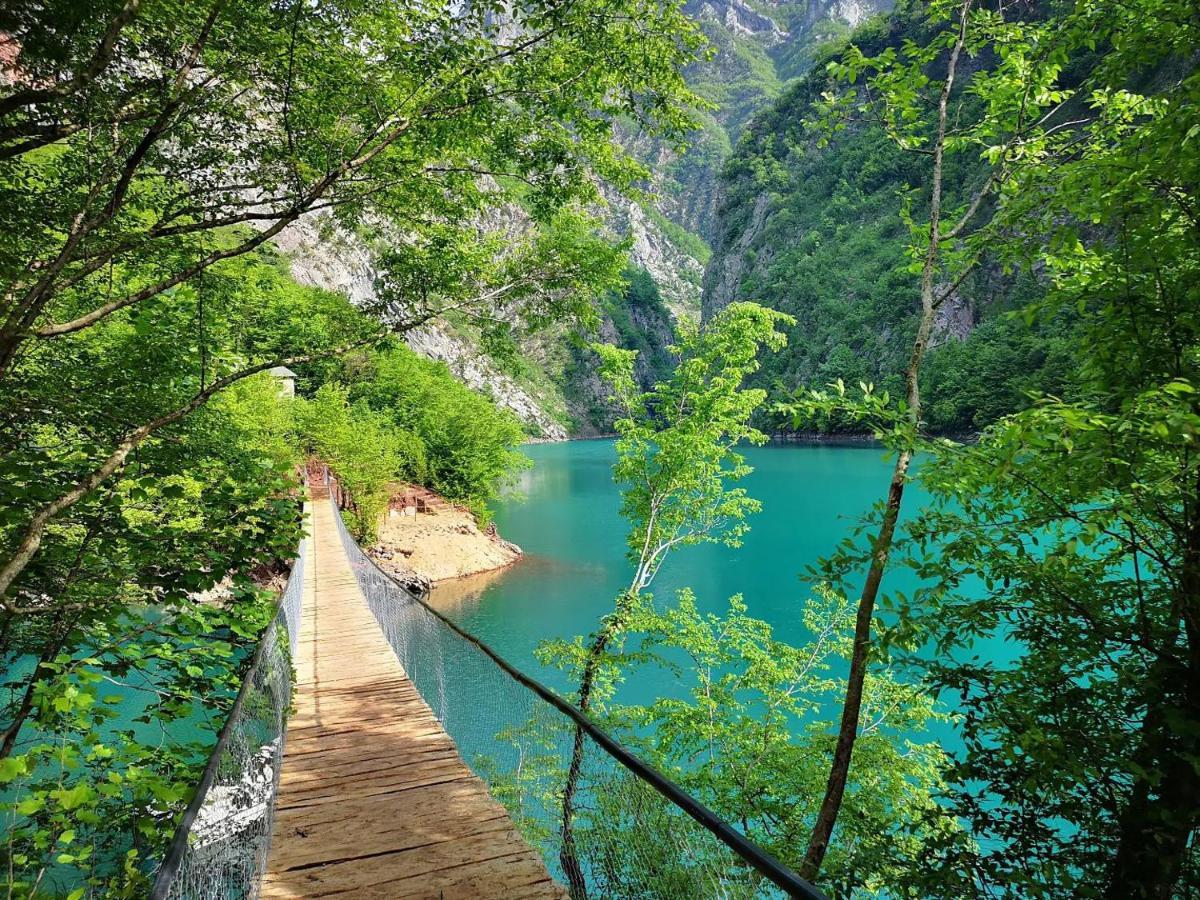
367 484 522 594
522 432 616 445
769 430 980 445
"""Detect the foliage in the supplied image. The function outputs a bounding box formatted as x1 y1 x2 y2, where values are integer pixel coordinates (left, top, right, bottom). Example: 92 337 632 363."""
614 586 965 898
886 1 1200 892
905 391 1200 896
293 383 424 542
484 301 799 895
0 248 355 615
542 302 792 894
0 251 322 892
770 0 1089 877
515 301 961 897
919 308 1079 431
769 0 1200 894
601 270 678 384
372 206 629 340
346 346 531 522
0 599 277 898
599 302 792 591
716 4 1077 435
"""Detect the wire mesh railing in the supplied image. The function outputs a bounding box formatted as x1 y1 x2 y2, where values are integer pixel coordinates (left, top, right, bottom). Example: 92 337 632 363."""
148 532 307 900
328 490 824 900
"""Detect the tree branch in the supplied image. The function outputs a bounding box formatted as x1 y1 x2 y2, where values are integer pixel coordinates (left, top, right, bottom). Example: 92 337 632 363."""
0 334 379 612
0 0 143 120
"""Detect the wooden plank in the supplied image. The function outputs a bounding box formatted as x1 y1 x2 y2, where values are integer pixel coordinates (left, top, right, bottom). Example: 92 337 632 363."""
263 490 565 899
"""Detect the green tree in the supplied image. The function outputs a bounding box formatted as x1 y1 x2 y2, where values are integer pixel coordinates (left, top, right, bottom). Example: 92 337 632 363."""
780 0 1076 875
524 300 961 897
614 586 966 897
890 0 1200 894
0 246 380 607
294 382 424 541
0 254 323 892
552 301 792 896
349 347 530 519
0 0 702 607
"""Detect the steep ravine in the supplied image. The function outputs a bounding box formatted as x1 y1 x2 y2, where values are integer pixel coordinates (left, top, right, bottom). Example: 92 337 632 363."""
613 0 896 320
271 0 898 438
646 0 895 242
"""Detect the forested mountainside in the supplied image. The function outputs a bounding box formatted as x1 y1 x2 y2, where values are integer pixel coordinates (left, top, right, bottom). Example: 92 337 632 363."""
348 0 898 438
270 0 885 440
636 0 894 252
272 0 1072 439
702 5 1079 433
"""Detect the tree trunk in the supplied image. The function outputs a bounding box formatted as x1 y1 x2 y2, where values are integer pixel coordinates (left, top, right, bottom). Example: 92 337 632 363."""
801 449 912 877
558 593 635 899
0 625 70 759
0 611 14 658
1105 473 1200 898
801 0 972 878
1104 687 1200 899
0 326 20 381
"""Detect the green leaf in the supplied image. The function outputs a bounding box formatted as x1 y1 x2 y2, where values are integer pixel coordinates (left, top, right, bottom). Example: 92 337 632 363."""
0 756 27 783
50 783 94 812
16 796 45 816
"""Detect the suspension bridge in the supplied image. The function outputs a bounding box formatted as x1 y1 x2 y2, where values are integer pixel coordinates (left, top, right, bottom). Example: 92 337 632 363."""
149 476 824 899
261 484 563 898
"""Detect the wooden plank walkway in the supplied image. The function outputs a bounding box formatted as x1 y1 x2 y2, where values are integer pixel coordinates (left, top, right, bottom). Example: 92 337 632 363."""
262 489 565 899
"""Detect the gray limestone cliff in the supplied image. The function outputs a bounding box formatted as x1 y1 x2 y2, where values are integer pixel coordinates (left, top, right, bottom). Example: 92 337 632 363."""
273 213 571 440
271 207 686 440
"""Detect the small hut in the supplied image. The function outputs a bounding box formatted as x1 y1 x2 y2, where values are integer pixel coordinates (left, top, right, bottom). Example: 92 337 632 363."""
269 366 297 398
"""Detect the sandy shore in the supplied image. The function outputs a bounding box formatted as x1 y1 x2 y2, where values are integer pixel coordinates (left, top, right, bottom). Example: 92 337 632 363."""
371 486 522 587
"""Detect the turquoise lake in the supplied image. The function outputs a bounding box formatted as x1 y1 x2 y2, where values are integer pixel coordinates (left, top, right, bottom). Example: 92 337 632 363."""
429 439 957 729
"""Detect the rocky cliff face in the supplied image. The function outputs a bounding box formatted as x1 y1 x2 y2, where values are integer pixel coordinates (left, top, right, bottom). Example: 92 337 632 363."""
271 0 899 439
695 0 787 41
631 0 895 295
273 213 572 440
273 207 687 440
609 194 705 320
560 267 678 435
701 192 771 320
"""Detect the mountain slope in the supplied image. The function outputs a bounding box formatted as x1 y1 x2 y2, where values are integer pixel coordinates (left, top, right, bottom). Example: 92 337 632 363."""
624 0 895 310
681 0 893 197
701 11 1078 433
266 3 891 441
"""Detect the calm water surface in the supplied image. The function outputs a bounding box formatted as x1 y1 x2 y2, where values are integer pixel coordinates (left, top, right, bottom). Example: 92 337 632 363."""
431 439 936 708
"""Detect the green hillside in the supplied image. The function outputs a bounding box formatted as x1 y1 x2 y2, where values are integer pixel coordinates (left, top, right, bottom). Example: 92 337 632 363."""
704 8 1079 433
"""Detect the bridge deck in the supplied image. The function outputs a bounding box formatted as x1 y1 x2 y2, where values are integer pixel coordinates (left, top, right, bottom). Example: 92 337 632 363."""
262 491 564 899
